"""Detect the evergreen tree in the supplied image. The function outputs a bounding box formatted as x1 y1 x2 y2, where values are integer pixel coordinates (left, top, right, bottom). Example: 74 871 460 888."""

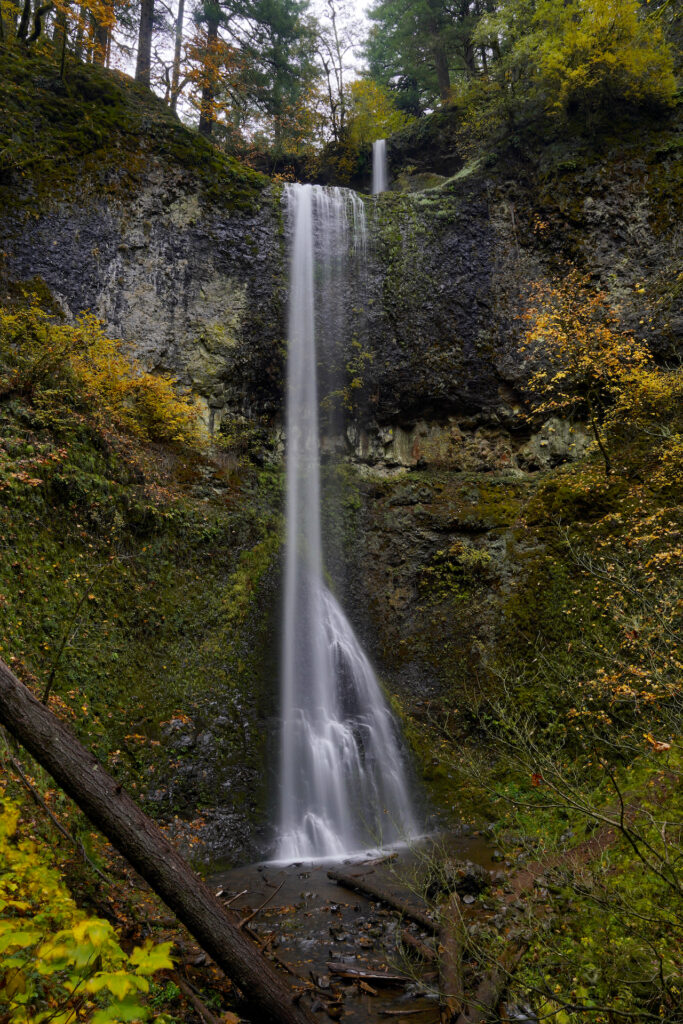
365 0 482 112
190 0 318 149
237 0 318 150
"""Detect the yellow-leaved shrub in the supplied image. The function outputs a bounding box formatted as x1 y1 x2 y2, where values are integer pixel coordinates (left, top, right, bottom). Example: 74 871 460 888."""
0 789 174 1023
0 302 206 448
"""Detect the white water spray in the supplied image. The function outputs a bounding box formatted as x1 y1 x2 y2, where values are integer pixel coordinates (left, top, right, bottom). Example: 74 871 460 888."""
372 139 388 195
277 183 417 862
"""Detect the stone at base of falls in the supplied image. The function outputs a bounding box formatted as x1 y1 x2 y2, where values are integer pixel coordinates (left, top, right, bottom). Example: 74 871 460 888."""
425 860 492 902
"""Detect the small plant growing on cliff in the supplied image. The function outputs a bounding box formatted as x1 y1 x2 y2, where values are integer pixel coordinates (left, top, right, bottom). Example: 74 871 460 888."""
421 540 492 602
0 301 206 447
520 270 651 476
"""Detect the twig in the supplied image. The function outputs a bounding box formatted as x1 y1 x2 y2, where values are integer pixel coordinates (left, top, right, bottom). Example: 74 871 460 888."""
238 879 285 930
5 748 109 883
223 889 248 907
42 560 114 705
173 972 222 1024
326 964 408 986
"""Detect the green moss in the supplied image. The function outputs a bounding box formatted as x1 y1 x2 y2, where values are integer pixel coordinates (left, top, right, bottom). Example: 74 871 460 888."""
0 273 64 315
530 475 629 523
0 48 267 215
0 378 284 831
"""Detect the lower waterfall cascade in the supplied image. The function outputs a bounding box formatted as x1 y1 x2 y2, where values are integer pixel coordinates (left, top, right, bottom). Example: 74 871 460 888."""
276 182 419 862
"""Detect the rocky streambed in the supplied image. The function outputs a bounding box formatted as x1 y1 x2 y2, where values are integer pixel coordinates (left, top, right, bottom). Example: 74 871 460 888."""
208 832 525 1024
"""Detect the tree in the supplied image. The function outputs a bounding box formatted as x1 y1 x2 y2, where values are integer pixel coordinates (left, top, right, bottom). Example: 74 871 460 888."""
535 0 676 116
170 0 187 109
135 0 155 85
473 0 676 131
193 0 227 137
315 0 360 143
520 269 652 477
9 0 132 70
639 0 682 74
186 0 319 148
236 0 319 151
365 0 483 112
345 78 413 149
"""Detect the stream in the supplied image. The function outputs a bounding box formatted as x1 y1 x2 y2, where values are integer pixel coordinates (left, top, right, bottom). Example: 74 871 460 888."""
212 832 497 1024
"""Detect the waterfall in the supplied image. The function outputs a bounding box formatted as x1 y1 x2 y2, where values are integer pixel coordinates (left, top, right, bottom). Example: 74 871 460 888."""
277 183 417 862
372 139 388 195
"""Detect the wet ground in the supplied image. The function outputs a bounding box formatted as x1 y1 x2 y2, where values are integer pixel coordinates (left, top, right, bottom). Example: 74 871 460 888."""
211 833 496 1023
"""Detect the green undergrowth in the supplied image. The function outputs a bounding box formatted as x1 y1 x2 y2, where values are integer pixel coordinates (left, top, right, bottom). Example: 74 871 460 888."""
341 417 682 837
0 293 283 827
409 437 683 1020
0 787 178 1024
456 729 683 1021
0 46 267 214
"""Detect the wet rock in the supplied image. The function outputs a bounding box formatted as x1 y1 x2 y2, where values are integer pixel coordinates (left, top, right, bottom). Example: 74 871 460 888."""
426 858 492 901
2 181 284 430
518 418 591 471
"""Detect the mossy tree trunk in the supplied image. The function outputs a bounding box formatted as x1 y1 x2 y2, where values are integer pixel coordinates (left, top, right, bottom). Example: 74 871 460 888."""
432 38 451 101
91 12 108 65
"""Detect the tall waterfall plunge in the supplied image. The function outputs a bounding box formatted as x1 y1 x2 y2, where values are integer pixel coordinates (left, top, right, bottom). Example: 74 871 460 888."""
277 183 418 862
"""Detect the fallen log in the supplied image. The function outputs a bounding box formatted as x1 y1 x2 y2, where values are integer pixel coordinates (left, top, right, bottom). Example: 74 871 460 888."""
454 942 527 1024
439 892 466 1022
327 868 437 934
326 963 408 986
399 928 438 963
0 658 314 1024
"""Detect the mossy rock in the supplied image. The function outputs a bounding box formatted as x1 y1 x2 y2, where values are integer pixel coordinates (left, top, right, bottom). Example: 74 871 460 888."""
0 47 267 215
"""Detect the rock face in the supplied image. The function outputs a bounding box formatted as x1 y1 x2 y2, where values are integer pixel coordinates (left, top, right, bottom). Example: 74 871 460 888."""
3 173 285 430
4 125 679 442
3 98 680 440
345 415 591 473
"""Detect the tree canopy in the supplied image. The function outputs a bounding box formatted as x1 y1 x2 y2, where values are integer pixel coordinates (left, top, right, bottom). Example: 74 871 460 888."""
0 0 677 169
364 0 677 124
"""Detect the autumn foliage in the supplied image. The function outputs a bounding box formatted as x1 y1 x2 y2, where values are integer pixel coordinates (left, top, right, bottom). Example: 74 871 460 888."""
520 269 683 478
0 788 174 1023
0 302 206 448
